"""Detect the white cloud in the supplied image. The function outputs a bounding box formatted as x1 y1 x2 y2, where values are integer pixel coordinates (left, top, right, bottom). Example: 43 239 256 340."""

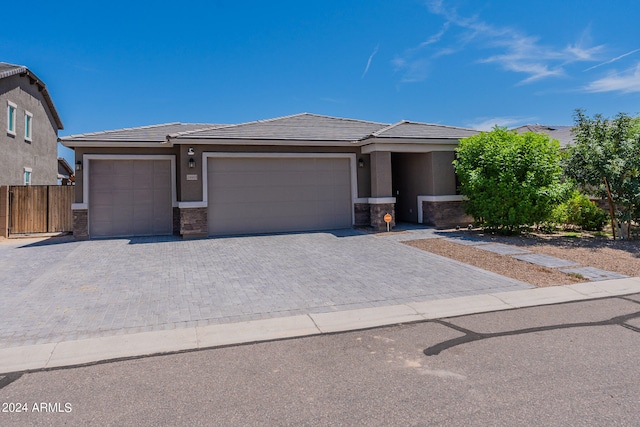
466 116 537 131
584 62 640 93
362 45 379 79
393 57 430 82
392 24 449 83
584 48 640 72
398 1 606 85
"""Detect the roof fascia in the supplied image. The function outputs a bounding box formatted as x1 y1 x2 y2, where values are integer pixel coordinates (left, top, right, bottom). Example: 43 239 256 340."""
361 138 459 154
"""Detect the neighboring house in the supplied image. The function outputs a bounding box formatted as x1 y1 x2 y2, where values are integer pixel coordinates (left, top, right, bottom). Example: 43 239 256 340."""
512 124 574 148
60 113 477 239
0 62 64 185
57 157 74 185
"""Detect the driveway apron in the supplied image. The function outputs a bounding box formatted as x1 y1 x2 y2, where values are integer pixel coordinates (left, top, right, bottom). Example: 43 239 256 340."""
0 230 531 347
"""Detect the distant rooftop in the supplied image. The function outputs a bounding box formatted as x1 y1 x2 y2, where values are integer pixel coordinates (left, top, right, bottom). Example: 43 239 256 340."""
512 124 574 147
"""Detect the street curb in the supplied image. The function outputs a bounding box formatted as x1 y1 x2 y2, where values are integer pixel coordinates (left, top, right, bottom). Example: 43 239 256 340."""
1 277 639 375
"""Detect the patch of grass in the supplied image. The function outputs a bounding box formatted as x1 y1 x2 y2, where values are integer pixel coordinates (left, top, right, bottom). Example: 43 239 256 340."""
592 231 612 238
565 272 585 280
563 232 582 238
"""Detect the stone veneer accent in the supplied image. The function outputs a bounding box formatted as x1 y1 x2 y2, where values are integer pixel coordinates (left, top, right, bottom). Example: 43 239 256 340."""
422 200 473 228
172 207 180 235
179 207 208 238
354 203 370 227
73 209 89 240
370 203 395 231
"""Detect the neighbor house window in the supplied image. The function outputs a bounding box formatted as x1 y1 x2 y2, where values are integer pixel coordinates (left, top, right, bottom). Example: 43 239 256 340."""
7 101 17 135
24 110 33 141
24 167 32 185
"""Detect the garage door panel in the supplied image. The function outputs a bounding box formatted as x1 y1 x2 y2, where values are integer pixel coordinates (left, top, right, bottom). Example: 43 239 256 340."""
208 157 352 236
134 172 154 189
91 160 114 175
89 159 172 238
134 160 153 176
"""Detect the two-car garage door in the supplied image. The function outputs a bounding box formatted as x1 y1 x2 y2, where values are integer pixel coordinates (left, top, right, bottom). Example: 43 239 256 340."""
207 156 353 236
89 159 173 238
87 156 353 238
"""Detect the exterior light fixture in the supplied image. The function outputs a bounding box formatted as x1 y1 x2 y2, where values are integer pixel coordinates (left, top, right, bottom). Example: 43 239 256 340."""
188 157 196 168
187 147 195 156
75 161 82 171
358 158 365 168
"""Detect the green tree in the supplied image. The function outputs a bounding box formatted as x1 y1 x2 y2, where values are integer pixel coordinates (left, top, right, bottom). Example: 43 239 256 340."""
453 127 569 234
565 110 640 239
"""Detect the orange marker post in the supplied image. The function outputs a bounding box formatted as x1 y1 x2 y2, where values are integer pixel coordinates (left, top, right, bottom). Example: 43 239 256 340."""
383 213 392 232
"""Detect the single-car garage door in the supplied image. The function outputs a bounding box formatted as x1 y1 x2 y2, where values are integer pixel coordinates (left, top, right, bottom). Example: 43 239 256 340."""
207 156 352 236
89 159 173 238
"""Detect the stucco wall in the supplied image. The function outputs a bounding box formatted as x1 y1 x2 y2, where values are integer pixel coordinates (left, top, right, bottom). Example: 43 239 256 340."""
0 74 59 185
429 151 457 195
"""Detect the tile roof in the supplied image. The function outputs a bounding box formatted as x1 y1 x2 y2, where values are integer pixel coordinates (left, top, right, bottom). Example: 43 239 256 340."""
0 62 28 79
371 120 478 139
0 62 64 130
172 113 388 142
60 123 223 146
512 124 574 147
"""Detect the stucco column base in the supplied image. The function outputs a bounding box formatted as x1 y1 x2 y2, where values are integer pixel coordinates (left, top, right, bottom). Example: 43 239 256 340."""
179 207 208 239
73 209 89 240
422 200 473 228
370 203 395 231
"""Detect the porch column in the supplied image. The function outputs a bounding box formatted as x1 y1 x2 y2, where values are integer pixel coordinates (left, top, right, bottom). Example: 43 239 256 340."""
369 151 395 230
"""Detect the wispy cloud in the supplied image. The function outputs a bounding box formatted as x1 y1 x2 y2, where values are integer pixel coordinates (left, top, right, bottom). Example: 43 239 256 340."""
392 24 448 83
394 1 605 85
467 116 537 131
362 45 379 79
584 48 640 72
583 62 640 93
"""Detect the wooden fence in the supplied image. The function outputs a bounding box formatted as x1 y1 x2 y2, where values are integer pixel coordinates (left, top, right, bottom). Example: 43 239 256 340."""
8 185 74 234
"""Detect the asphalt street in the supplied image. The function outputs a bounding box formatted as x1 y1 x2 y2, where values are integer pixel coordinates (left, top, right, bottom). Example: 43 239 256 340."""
1 293 640 426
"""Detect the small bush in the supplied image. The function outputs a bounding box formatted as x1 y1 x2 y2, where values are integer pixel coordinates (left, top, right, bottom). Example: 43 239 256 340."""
557 192 608 231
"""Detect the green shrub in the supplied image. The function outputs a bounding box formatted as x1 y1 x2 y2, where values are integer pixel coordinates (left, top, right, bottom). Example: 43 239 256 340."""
454 127 569 234
558 192 608 231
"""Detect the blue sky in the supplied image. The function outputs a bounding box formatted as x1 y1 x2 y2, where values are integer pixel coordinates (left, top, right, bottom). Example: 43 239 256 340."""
3 1 640 165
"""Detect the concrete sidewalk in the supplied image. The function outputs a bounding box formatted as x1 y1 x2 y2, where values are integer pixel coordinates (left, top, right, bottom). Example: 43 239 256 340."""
2 277 639 374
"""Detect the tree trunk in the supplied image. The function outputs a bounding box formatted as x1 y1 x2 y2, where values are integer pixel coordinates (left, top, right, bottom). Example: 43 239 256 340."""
603 177 616 240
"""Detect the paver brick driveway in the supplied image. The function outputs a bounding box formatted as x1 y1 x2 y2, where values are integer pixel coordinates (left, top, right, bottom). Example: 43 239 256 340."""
0 228 531 347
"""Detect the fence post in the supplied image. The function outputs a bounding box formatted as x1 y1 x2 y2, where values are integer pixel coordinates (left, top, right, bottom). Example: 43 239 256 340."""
0 186 8 238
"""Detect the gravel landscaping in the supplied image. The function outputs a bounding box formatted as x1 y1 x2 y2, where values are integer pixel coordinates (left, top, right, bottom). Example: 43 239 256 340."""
404 230 640 287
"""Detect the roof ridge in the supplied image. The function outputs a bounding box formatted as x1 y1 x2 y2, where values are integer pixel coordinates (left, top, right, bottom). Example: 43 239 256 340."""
195 112 387 130
166 124 231 139
401 120 477 131
371 121 406 136
297 112 389 126
373 120 477 136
